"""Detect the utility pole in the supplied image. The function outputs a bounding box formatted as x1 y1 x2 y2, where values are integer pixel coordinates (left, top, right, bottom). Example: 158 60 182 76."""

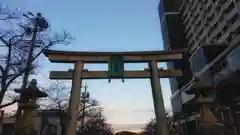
81 83 89 131
21 20 38 90
14 12 49 135
97 108 103 135
15 14 38 135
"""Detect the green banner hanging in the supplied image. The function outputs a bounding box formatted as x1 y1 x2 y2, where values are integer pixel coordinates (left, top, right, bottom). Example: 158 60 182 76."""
108 55 124 83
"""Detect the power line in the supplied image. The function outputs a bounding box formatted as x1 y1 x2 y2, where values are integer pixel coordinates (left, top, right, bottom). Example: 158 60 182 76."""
39 71 50 82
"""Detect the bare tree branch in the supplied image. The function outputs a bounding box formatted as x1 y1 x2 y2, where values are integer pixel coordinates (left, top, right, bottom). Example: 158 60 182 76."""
42 81 99 123
0 3 20 21
0 36 9 46
0 10 72 104
0 99 18 109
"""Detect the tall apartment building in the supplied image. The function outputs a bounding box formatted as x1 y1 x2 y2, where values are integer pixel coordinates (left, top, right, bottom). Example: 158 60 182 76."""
158 0 193 119
159 0 240 134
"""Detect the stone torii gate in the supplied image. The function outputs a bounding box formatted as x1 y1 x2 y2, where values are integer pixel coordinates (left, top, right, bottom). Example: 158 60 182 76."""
43 49 186 135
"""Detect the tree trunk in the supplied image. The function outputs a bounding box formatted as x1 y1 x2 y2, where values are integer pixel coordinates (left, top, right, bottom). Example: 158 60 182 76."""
0 100 18 109
0 88 7 104
0 45 12 104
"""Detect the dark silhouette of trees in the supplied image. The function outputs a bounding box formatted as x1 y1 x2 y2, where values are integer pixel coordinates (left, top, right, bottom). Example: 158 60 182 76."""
42 81 98 120
115 131 137 135
78 108 114 135
0 3 20 21
79 118 113 135
138 114 183 135
138 119 156 135
41 81 100 135
0 3 72 105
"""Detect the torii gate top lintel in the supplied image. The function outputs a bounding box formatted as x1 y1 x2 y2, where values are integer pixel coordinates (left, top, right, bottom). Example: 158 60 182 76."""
43 48 187 63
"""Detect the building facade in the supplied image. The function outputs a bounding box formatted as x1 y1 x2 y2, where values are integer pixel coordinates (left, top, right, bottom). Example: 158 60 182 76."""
159 0 240 134
158 0 193 119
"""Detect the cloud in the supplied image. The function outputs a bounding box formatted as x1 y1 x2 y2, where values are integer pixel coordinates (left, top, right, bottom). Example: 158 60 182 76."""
104 104 154 114
131 109 154 113
103 103 171 114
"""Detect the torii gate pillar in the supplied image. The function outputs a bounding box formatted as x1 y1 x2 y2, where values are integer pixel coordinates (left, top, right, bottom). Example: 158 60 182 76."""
66 61 84 135
149 60 169 135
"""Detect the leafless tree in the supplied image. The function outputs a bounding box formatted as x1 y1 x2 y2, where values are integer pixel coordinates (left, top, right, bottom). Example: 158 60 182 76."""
41 81 70 110
79 108 114 135
0 10 72 104
42 81 99 121
139 114 184 135
0 2 20 21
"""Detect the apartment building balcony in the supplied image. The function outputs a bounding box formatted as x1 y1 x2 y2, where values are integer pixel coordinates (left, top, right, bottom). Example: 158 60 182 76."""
184 45 227 95
183 45 240 104
211 45 240 84
211 45 240 106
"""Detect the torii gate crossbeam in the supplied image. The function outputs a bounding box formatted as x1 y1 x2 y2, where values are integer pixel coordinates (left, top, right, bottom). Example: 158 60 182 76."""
44 49 187 135
49 70 182 79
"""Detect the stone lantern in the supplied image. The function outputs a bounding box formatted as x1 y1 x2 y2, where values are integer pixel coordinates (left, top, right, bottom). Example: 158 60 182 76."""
15 79 47 135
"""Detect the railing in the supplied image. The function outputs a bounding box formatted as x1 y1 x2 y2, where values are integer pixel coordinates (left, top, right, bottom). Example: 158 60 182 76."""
210 58 228 82
171 40 240 100
211 45 240 82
